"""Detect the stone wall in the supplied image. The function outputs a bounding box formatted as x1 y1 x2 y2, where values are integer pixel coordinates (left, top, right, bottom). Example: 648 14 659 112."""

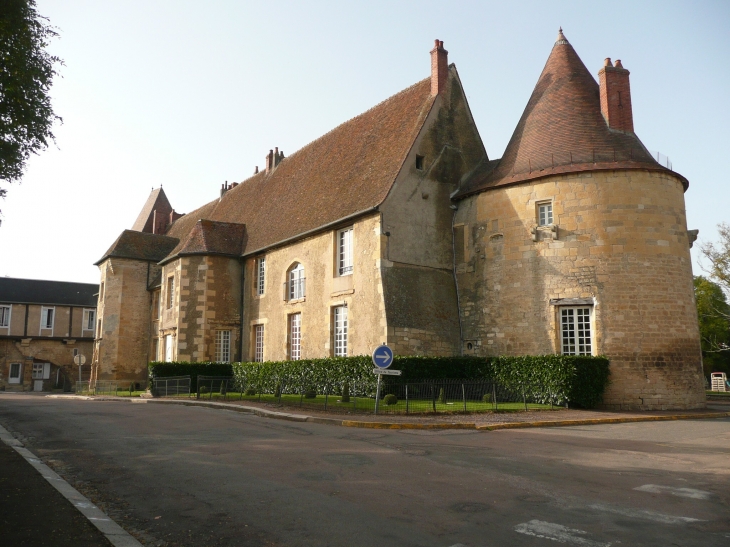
454 169 705 410
242 214 385 361
96 258 155 382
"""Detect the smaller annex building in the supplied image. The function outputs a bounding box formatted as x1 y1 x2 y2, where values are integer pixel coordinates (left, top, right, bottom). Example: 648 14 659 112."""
0 277 98 391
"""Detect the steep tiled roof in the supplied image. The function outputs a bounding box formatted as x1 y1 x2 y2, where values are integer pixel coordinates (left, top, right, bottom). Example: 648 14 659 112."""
0 277 98 307
131 188 173 232
457 31 687 198
95 230 179 265
167 219 246 262
209 78 435 254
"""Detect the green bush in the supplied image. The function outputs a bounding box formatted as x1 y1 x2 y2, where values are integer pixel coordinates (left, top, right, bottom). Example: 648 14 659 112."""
482 393 491 403
244 386 256 396
304 389 317 399
383 393 398 405
438 388 446 404
199 386 209 394
231 354 610 409
341 383 350 403
149 362 233 391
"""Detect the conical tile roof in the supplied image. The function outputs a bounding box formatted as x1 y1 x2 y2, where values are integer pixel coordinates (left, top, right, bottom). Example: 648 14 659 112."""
457 30 686 197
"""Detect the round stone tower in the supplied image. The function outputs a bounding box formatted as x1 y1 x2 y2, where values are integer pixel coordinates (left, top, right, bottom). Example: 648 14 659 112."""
454 29 705 410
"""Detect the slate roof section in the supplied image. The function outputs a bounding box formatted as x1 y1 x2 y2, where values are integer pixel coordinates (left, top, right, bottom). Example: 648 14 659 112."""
456 30 687 198
209 77 436 255
131 188 173 232
0 278 98 307
166 220 246 262
95 230 180 265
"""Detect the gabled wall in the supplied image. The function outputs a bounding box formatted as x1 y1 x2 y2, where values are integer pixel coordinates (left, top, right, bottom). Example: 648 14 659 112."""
379 67 487 356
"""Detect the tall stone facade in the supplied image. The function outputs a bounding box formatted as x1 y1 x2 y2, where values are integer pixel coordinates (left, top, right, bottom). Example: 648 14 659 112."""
94 33 704 410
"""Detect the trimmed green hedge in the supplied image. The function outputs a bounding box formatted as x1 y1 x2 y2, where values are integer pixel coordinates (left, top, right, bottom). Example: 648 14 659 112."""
229 355 610 409
148 362 232 391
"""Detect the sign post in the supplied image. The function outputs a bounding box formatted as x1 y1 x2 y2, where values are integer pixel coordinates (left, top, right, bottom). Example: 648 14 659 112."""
74 353 86 389
371 345 395 415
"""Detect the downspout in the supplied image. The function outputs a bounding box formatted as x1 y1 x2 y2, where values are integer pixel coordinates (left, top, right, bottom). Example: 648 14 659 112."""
450 205 464 355
239 258 245 362
146 261 154 370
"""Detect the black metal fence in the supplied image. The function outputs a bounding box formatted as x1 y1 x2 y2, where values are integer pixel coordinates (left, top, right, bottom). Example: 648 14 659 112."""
189 377 563 415
151 376 191 398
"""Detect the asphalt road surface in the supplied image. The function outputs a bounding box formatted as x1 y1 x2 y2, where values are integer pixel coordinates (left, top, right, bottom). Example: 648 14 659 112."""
0 395 728 547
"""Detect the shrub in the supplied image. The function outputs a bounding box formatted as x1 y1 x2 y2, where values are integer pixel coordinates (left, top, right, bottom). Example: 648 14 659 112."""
199 386 209 394
438 388 446 404
304 388 317 399
482 393 491 403
274 383 281 398
341 383 350 403
244 386 256 396
383 393 398 405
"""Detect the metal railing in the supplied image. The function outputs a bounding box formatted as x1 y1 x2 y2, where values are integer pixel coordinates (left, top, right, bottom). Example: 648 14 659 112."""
202 377 564 415
152 376 191 397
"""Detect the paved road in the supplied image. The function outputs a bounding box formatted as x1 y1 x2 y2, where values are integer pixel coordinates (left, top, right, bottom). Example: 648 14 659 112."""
0 395 728 547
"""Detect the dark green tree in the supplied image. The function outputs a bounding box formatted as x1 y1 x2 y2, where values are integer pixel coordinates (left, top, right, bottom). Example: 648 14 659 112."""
0 0 62 201
693 276 730 376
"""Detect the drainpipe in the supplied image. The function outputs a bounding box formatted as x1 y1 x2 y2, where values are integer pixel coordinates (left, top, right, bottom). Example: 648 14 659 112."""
450 204 464 355
239 258 245 362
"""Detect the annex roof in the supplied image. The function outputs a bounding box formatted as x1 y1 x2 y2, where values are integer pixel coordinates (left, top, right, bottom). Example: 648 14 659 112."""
95 230 180 265
166 219 246 262
131 188 173 232
0 277 98 307
456 30 687 198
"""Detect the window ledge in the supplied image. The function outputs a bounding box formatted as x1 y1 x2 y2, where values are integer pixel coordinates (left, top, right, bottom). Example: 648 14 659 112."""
331 289 355 298
287 297 306 305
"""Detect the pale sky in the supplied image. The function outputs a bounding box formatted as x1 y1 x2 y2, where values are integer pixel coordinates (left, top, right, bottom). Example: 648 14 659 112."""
1 0 728 284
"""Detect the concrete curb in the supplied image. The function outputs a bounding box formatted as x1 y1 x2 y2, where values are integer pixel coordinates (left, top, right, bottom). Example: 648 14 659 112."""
0 422 143 547
45 395 730 431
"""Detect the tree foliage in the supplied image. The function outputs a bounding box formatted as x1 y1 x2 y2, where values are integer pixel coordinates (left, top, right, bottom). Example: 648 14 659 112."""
694 276 730 375
700 222 730 294
0 0 62 197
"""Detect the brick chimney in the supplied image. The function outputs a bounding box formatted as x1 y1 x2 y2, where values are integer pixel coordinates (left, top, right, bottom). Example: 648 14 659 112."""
598 57 634 133
430 39 448 96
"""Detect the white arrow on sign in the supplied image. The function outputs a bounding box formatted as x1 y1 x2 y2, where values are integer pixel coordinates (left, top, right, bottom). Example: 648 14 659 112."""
371 344 394 368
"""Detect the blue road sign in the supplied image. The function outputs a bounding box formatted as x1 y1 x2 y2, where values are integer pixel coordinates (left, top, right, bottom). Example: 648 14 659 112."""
371 345 394 369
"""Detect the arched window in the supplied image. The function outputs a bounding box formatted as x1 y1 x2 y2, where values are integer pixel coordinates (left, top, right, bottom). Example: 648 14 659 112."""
288 263 305 300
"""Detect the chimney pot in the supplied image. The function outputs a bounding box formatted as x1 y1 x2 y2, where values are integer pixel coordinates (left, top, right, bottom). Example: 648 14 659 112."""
604 57 613 67
598 59 634 133
430 38 448 96
254 166 259 174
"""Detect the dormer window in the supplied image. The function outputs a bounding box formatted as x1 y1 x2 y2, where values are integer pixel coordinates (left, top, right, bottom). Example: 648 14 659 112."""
415 155 425 170
288 263 305 300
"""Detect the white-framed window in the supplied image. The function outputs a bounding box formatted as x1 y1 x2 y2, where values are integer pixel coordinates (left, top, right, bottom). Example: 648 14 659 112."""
167 276 175 309
288 263 305 300
0 305 10 328
253 324 264 362
164 334 173 362
255 256 266 296
289 313 301 360
333 305 348 357
538 201 553 226
152 290 160 320
32 363 50 380
8 363 21 384
83 309 95 331
560 307 593 356
338 227 353 276
216 330 231 363
41 307 54 330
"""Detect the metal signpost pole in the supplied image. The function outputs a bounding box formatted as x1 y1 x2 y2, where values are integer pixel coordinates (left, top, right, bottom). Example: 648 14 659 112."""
371 344 395 416
374 373 382 415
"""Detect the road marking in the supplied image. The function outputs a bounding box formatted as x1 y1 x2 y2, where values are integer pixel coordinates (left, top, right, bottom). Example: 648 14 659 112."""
0 422 143 547
634 484 711 500
514 520 611 546
589 503 704 524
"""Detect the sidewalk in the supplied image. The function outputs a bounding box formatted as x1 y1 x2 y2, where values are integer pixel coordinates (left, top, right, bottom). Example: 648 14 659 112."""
46 394 730 431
